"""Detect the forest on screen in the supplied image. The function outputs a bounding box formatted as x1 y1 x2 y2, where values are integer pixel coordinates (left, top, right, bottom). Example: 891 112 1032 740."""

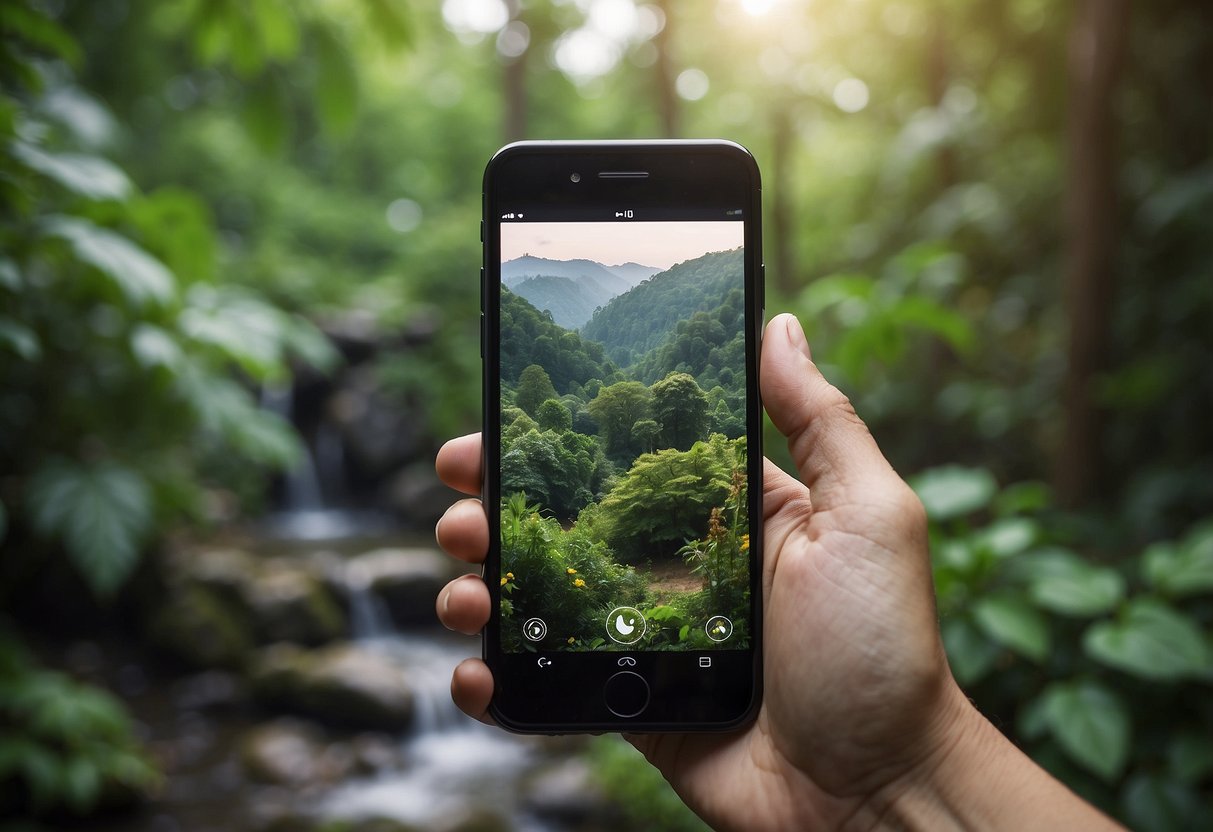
499 245 751 652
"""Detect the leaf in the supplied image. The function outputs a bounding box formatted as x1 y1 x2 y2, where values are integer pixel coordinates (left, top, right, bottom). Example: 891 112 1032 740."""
1121 773 1207 832
1083 599 1212 681
11 141 131 201
42 216 174 307
366 0 414 48
798 273 873 317
972 593 1049 662
27 459 152 597
1143 522 1213 597
1040 680 1129 782
887 296 975 355
0 2 83 65
313 28 358 136
0 317 40 360
941 616 1000 685
130 324 182 370
910 466 997 521
1019 548 1125 618
973 517 1038 559
1168 733 1213 784
0 256 20 289
993 481 1051 516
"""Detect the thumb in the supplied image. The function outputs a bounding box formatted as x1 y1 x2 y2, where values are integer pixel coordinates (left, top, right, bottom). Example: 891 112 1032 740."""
761 313 901 510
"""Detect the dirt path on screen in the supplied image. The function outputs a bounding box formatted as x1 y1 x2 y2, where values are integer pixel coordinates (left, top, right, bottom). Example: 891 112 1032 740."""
640 560 704 602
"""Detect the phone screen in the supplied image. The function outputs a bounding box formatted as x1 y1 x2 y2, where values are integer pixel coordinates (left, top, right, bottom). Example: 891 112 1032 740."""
483 142 762 730
495 215 752 654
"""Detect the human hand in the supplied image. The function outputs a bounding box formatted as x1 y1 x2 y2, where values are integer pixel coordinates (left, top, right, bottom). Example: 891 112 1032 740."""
434 313 1119 831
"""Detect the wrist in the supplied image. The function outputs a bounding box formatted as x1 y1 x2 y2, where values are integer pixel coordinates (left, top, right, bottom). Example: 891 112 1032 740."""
849 680 1122 832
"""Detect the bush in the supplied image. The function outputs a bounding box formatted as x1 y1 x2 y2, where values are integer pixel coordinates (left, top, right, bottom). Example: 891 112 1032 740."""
914 466 1213 829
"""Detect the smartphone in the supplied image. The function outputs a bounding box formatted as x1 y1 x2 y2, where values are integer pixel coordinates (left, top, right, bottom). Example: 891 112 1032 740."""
481 140 763 732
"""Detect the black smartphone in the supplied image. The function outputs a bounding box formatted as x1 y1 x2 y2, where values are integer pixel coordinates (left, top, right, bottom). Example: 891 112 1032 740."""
481 140 764 732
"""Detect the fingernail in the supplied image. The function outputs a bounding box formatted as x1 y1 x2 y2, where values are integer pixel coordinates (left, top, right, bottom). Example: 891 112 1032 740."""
441 587 451 616
785 314 811 360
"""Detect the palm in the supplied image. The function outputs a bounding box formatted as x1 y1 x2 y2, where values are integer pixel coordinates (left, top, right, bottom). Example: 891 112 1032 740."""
630 460 951 831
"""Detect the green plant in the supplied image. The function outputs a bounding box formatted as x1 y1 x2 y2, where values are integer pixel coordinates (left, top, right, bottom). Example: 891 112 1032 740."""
0 630 160 817
587 735 709 832
914 466 1213 829
0 5 336 599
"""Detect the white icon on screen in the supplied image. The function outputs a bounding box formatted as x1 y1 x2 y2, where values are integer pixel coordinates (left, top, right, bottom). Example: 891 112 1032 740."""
615 614 636 636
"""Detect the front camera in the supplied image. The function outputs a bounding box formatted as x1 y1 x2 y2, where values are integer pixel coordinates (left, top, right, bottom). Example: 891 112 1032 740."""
570 172 581 183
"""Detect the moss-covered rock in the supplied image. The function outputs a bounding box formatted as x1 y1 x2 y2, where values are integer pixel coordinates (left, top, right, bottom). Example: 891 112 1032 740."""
250 643 415 731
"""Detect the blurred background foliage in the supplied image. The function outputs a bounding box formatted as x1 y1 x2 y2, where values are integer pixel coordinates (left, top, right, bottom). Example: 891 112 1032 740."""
0 0 1210 829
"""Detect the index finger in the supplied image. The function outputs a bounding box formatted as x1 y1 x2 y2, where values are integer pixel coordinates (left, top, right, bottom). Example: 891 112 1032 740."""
436 433 483 496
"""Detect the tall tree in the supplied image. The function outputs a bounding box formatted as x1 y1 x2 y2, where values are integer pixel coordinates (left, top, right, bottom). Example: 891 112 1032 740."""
651 372 710 450
515 364 558 416
1056 0 1131 508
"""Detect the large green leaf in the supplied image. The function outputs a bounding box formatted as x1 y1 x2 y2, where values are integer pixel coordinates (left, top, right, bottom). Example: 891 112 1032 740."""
0 317 41 360
1040 680 1129 782
1168 733 1213 784
941 616 1000 685
1019 548 1125 618
1121 773 1207 832
27 459 153 597
11 141 131 201
1083 599 1212 681
42 216 174 306
910 466 997 521
1143 522 1213 597
972 592 1049 662
973 516 1038 559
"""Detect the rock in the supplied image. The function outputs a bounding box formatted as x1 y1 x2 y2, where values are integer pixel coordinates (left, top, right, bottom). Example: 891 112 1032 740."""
244 562 346 645
251 643 415 731
521 759 608 825
242 719 327 786
347 548 457 629
174 670 245 712
332 366 425 477
351 733 402 774
148 548 348 664
148 585 253 670
382 463 459 529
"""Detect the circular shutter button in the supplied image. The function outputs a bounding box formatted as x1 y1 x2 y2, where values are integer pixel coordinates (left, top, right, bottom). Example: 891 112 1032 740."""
603 671 650 718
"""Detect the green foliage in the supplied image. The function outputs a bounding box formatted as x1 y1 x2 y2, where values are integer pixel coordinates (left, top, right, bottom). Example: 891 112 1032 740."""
501 428 606 519
597 435 740 562
501 289 617 395
923 468 1213 827
535 398 572 432
650 372 710 451
514 364 558 417
498 494 645 651
0 5 336 599
0 630 160 816
583 249 744 367
586 380 652 460
588 736 710 832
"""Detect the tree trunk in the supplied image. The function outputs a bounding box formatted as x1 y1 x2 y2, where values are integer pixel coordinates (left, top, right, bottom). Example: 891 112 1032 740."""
770 105 796 296
1056 0 1131 508
654 0 679 138
501 1 528 142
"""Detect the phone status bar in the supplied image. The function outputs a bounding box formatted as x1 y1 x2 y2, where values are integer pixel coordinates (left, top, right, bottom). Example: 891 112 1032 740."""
497 207 743 222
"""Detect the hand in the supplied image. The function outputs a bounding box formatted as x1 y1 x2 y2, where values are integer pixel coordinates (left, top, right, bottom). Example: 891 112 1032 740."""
434 314 1119 831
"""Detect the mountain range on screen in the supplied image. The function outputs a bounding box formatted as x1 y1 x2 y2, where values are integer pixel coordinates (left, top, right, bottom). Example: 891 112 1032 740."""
501 256 661 328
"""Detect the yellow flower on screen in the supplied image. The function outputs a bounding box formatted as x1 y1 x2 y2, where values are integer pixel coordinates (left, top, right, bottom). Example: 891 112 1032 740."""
573 578 586 588
740 534 750 552
567 567 577 574
500 577 508 586
506 572 514 579
567 636 575 644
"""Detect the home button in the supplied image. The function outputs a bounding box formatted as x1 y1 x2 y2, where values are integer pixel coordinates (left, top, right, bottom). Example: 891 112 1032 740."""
604 671 650 718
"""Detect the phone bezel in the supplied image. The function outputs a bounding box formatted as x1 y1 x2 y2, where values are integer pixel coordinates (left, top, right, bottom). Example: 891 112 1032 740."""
481 140 764 733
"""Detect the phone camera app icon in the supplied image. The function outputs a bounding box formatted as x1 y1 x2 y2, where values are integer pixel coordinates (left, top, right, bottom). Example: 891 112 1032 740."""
606 606 646 645
523 617 548 642
705 615 733 643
